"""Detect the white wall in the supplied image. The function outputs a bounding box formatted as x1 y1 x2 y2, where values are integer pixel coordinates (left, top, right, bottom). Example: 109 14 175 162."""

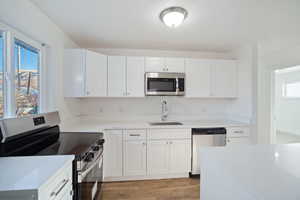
0 0 80 123
275 69 300 135
256 37 300 144
75 47 253 123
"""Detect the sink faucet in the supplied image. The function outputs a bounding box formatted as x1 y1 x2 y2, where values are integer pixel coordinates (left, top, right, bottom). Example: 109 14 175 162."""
161 97 168 121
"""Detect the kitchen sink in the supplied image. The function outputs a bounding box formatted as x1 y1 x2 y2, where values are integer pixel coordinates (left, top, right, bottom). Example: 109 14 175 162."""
149 122 183 126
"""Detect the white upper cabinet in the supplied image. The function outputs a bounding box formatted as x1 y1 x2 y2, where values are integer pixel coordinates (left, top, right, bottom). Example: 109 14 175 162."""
185 59 211 97
165 57 185 72
64 49 107 97
211 60 237 98
145 57 185 73
126 56 145 97
145 57 164 72
108 56 126 97
85 50 108 97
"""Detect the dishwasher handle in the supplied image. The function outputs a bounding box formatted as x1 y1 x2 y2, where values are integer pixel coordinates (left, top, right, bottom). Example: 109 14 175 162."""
192 128 226 135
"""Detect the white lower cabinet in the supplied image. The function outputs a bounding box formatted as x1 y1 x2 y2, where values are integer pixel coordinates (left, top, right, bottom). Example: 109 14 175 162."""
147 140 170 175
104 128 191 181
124 140 147 176
226 126 251 146
169 139 191 173
226 137 251 146
103 130 123 178
147 139 191 175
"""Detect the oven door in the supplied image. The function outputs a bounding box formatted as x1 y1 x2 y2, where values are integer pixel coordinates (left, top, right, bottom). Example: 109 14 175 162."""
78 154 103 200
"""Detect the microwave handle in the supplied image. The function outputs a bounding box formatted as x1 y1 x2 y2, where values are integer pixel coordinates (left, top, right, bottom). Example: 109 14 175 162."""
176 78 179 92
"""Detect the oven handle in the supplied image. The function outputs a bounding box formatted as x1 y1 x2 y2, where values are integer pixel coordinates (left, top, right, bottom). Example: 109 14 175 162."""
79 154 103 180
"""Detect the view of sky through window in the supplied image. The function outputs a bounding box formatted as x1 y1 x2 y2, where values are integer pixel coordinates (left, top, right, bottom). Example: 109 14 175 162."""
0 33 3 117
14 39 40 116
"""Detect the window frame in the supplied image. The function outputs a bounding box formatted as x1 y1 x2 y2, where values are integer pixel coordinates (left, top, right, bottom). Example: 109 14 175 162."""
282 81 300 99
0 22 46 118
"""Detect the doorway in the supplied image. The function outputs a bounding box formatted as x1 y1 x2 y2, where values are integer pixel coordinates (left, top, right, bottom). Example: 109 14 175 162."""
273 66 300 144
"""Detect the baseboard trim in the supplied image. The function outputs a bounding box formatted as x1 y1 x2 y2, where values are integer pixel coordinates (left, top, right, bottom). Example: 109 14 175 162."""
103 173 189 182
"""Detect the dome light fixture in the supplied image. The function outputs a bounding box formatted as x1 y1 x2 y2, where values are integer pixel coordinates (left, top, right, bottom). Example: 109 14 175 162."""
159 7 188 28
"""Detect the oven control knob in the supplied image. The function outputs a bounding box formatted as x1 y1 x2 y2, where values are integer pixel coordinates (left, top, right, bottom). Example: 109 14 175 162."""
92 146 100 151
84 152 94 162
97 139 105 145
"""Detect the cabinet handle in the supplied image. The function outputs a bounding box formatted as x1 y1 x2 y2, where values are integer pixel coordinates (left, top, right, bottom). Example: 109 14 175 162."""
129 134 141 136
50 179 69 198
86 91 90 95
166 141 169 144
234 131 244 134
142 142 146 146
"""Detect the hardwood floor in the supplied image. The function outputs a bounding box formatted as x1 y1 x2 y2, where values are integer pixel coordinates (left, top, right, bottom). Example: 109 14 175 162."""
100 178 200 200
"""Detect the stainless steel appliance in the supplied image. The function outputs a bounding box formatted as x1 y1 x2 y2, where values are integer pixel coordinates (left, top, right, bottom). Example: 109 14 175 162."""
0 112 104 200
145 72 185 96
191 128 226 175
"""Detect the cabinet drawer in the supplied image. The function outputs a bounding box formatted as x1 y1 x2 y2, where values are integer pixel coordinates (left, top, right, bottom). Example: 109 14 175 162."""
148 129 191 140
124 129 146 140
39 162 73 200
226 127 250 137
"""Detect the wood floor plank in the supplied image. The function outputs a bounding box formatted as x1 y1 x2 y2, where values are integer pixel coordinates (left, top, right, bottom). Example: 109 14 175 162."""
101 178 200 200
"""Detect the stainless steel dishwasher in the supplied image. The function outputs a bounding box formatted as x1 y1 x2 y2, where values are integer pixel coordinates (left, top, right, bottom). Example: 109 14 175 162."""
191 128 226 175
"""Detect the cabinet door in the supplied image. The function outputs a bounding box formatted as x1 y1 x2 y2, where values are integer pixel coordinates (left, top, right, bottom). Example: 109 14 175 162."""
145 57 164 72
165 57 185 72
185 59 211 97
169 139 191 173
211 60 237 97
126 56 145 97
108 56 126 97
85 50 107 97
64 49 85 97
147 140 169 175
103 130 123 177
123 140 147 176
226 137 250 146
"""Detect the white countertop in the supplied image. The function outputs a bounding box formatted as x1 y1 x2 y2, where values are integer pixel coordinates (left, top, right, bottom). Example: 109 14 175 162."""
199 144 300 200
61 119 249 132
0 155 74 191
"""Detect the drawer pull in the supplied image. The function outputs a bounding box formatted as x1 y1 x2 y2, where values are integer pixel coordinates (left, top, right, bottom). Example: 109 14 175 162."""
129 134 141 137
234 131 244 134
50 179 69 198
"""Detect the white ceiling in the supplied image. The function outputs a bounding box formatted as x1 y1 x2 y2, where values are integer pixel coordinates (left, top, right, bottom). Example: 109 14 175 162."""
31 0 300 52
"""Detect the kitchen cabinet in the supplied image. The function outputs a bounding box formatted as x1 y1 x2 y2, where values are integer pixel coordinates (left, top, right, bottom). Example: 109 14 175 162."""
185 59 211 97
126 56 145 97
145 57 185 72
123 129 147 176
64 49 107 97
103 130 123 178
147 139 191 175
108 56 145 97
147 140 170 175
147 128 191 176
211 60 237 97
169 139 191 173
108 56 127 97
226 126 251 146
226 137 251 146
185 58 237 98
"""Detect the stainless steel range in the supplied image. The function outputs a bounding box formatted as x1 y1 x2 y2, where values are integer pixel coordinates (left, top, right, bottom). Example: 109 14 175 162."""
0 112 104 200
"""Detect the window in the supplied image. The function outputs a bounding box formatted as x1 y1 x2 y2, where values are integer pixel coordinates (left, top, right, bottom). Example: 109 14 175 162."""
14 39 40 116
0 23 44 119
282 82 300 98
0 33 4 117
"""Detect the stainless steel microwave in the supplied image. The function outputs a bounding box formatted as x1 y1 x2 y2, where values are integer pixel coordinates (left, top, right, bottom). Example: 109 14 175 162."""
145 72 185 96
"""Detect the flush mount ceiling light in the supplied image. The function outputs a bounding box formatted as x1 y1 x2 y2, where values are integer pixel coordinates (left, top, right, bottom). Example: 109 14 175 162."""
159 7 188 28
